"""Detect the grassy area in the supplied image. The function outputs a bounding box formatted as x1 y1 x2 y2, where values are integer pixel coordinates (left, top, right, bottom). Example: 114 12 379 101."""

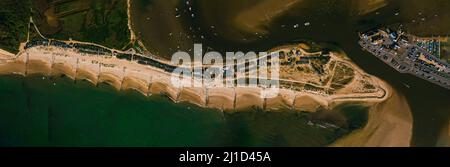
32 0 130 50
330 63 355 90
0 0 31 53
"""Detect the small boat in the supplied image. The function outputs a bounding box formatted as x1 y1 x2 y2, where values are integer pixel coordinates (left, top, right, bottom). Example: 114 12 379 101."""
317 124 327 129
403 83 411 88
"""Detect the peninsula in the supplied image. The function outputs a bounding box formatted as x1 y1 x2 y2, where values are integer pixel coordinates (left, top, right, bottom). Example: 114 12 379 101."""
0 19 388 112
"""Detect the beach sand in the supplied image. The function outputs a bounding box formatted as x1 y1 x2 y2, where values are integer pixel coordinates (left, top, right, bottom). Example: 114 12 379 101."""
52 56 77 79
293 94 328 112
265 89 299 111
121 76 150 96
178 87 207 107
235 87 264 110
0 60 26 75
207 87 235 111
331 84 413 147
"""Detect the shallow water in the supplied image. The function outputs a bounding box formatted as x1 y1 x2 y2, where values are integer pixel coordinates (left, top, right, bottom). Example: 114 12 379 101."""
0 75 358 146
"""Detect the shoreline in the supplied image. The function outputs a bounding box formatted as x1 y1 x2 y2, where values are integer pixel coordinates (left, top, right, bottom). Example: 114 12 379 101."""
0 44 389 112
330 84 413 147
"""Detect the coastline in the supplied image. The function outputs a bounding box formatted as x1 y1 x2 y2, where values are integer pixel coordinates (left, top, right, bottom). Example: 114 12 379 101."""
0 44 389 113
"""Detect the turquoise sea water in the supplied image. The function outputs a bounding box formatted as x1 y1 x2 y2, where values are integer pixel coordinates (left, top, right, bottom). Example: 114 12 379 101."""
0 75 360 147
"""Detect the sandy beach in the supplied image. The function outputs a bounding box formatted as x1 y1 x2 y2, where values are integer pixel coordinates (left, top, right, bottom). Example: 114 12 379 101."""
206 87 235 110
178 87 207 107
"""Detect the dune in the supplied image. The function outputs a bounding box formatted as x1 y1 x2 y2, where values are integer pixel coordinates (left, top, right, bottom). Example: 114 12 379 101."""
52 55 77 79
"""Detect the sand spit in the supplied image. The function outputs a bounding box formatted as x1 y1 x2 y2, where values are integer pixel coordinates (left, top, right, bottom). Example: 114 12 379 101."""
206 87 235 110
331 85 413 147
0 60 26 75
0 49 15 57
0 46 388 113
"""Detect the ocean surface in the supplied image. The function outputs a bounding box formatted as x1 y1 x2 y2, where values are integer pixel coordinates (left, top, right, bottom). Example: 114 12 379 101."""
0 75 362 146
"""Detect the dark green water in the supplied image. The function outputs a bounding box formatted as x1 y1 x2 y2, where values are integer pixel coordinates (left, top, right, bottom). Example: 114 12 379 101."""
0 75 358 147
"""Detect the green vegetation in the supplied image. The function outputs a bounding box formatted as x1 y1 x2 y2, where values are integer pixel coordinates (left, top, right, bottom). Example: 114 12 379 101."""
0 0 31 53
330 63 355 90
32 0 130 50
